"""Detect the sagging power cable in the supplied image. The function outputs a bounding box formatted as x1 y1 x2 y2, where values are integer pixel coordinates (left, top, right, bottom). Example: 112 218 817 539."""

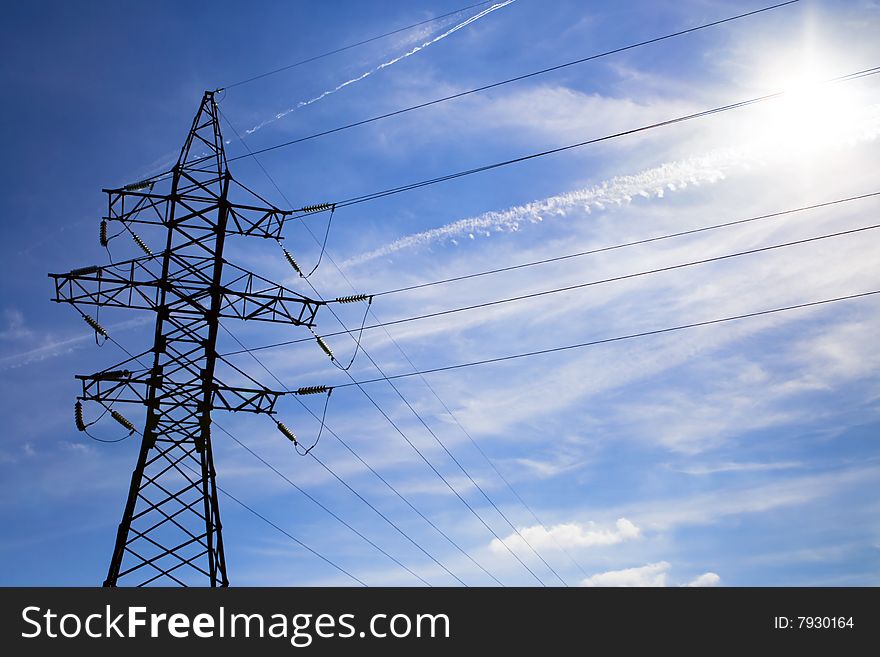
216 322 472 586
221 210 880 357
317 67 880 211
331 289 880 387
220 324 504 587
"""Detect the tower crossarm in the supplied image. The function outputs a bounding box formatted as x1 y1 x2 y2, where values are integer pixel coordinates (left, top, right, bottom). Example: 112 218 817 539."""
49 256 323 326
49 259 162 311
76 371 285 415
102 182 295 240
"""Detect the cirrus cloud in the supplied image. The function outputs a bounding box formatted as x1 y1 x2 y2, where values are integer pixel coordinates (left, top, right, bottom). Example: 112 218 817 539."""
489 517 640 554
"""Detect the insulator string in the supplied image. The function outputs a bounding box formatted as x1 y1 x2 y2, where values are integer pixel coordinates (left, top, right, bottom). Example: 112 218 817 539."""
276 421 298 445
281 246 304 277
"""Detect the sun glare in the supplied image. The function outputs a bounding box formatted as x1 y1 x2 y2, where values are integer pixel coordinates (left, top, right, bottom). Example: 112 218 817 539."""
749 47 873 156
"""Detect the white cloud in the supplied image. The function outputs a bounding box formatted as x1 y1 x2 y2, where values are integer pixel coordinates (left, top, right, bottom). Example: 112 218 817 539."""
510 451 589 479
490 517 640 554
581 561 669 587
618 465 880 532
579 562 720 587
673 461 803 476
686 572 721 587
0 309 30 341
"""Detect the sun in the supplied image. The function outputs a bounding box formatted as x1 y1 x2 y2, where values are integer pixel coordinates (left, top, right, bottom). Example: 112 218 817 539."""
747 46 873 157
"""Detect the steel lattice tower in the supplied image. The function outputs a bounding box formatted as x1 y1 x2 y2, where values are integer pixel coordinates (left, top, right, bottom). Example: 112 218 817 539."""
49 91 327 586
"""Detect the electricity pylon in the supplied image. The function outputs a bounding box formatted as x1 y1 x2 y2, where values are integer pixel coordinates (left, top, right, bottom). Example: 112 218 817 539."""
49 90 333 586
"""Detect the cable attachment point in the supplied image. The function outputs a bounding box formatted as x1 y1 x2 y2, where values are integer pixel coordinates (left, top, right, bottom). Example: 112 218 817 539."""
335 294 371 304
123 179 155 192
282 247 303 277
298 202 335 214
82 313 108 338
100 220 109 247
295 385 331 396
131 231 153 257
74 401 86 432
110 410 136 434
276 421 298 445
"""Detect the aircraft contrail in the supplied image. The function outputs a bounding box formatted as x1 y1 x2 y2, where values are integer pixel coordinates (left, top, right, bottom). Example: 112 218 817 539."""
341 147 756 268
341 104 880 269
245 0 517 136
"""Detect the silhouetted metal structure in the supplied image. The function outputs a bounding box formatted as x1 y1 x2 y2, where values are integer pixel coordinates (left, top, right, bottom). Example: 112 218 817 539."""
49 91 327 586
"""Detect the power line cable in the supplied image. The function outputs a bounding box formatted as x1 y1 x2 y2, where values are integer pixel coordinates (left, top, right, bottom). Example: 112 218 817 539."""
219 319 506 584
299 400 506 585
300 273 555 584
298 282 572 584
206 187 877 579
170 65 879 213
211 121 507 584
305 242 553 586
223 211 880 356
370 191 880 297
218 1 496 90
223 42 828 576
219 66 878 580
216 483 368 586
217 323 471 586
221 1 800 159
268 354 507 585
306 247 590 578
331 289 880 387
318 66 880 209
306 450 466 585
220 107 555 584
334 357 551 585
213 421 433 586
231 71 841 581
362 358 571 585
339 221 880 330
279 227 560 584
355 305 592 578
294 267 559 584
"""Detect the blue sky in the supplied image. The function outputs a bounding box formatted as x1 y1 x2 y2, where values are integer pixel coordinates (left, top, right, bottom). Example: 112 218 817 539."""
2 0 879 587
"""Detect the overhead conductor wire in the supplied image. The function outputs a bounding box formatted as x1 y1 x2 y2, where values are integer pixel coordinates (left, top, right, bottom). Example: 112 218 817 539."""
126 221 452 586
219 117 551 585
222 1 802 161
218 1 497 90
